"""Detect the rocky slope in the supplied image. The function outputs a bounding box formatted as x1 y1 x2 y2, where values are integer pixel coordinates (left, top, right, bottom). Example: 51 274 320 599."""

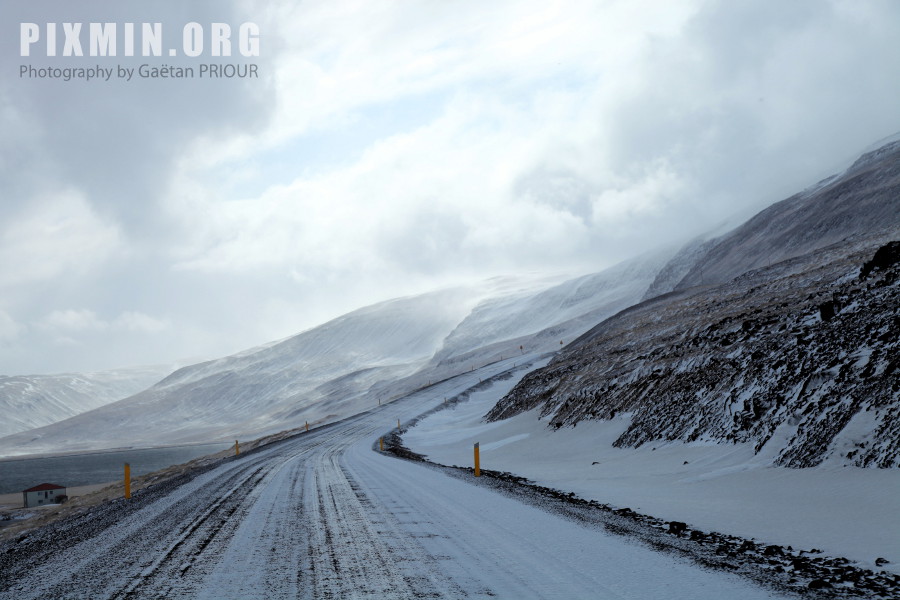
487 235 899 468
644 140 900 297
487 139 900 469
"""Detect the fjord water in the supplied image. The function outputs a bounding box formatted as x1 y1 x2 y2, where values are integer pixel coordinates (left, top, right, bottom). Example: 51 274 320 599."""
0 442 231 494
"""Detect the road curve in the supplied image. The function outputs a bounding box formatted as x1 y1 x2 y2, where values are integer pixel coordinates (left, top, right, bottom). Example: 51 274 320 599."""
0 362 783 599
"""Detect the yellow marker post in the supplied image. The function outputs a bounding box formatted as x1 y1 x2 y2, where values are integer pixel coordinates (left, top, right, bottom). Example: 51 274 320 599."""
379 437 384 451
474 443 480 477
397 419 401 430
305 421 309 432
124 463 131 499
235 440 240 456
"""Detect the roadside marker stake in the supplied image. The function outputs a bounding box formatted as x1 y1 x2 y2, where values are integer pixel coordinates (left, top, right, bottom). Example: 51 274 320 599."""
379 437 384 451
235 440 240 456
474 443 480 477
124 463 131 499
306 421 309 432
397 419 401 430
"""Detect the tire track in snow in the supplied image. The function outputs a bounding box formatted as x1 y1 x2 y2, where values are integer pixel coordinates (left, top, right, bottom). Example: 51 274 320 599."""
0 363 786 599
112 464 271 599
298 438 467 598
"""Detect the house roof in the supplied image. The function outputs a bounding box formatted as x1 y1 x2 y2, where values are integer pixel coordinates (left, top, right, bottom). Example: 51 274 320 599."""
23 483 66 493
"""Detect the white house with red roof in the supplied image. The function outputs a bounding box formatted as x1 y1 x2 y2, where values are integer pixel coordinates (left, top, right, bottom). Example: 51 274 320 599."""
22 483 67 508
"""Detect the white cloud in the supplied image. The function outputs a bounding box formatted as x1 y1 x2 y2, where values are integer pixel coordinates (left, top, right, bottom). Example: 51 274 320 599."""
112 311 171 334
0 310 22 342
161 0 900 364
185 0 696 167
2 0 900 374
38 309 107 333
37 309 170 335
0 190 122 290
175 91 604 277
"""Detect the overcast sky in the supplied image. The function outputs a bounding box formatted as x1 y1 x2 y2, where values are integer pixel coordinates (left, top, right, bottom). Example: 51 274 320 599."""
1 0 899 375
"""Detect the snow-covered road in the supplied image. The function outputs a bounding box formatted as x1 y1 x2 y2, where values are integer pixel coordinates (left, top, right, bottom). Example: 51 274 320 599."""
1 366 783 599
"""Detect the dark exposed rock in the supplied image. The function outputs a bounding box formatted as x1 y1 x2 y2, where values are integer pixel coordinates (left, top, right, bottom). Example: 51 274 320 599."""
861 241 900 279
668 521 687 536
793 557 811 571
808 578 832 590
819 300 838 321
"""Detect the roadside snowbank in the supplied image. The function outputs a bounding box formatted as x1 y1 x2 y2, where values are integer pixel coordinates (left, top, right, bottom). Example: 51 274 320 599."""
404 374 900 575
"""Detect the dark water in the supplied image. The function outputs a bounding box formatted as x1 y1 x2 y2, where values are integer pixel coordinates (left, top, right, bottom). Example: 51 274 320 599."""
0 442 232 495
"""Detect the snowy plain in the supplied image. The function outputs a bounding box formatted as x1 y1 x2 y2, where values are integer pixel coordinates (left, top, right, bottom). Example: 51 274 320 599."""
404 365 900 576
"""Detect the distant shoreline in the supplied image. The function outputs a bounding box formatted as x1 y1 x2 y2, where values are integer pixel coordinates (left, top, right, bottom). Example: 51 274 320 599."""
0 440 231 463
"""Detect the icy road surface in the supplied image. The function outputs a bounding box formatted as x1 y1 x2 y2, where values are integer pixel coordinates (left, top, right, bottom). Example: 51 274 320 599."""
1 367 783 599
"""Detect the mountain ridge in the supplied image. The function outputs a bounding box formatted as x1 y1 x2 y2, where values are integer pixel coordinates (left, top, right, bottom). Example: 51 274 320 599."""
485 139 900 468
4 138 898 465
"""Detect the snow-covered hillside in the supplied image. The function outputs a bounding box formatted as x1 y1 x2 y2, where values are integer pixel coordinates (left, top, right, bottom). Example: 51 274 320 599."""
645 139 900 297
489 139 900 469
0 287 482 455
0 365 177 438
489 235 900 468
388 248 671 391
0 258 667 457
5 139 898 466
404 370 900 576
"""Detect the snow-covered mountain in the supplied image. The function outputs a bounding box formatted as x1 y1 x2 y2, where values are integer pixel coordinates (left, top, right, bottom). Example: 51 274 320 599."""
0 365 178 438
644 139 900 297
401 249 671 384
5 139 897 464
489 235 899 467
0 287 482 455
0 257 667 457
487 140 900 469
